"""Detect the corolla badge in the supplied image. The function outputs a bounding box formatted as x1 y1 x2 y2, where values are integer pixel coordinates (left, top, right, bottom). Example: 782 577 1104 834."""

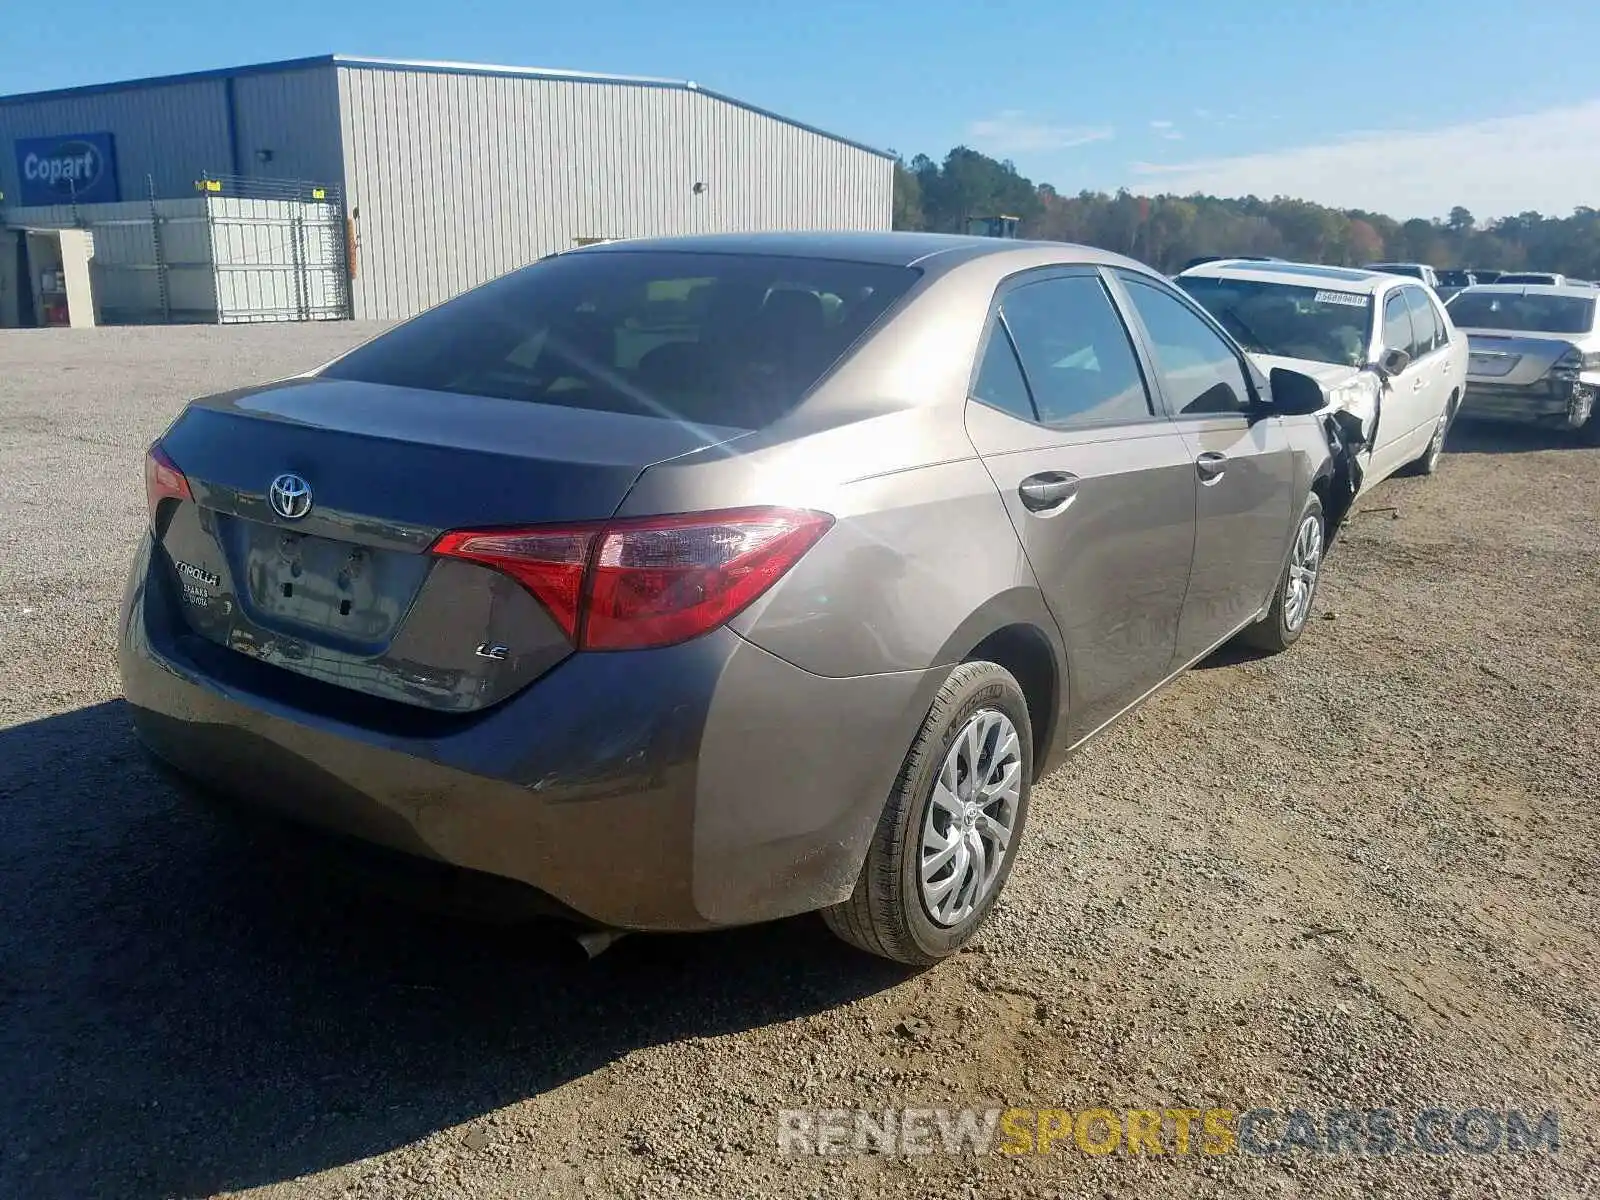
268 473 314 520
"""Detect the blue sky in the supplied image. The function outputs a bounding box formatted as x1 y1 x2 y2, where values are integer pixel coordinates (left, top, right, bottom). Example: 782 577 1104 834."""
5 0 1600 218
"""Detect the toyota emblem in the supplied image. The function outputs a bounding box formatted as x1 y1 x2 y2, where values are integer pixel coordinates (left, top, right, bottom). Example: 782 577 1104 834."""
268 473 314 520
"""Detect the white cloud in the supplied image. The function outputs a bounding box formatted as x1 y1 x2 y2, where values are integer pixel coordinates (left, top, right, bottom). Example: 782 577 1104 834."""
966 110 1114 154
1125 99 1600 219
1150 119 1175 130
1161 130 1184 141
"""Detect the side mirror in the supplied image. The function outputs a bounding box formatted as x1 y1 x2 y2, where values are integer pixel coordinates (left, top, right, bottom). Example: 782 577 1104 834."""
1266 367 1327 416
1375 347 1411 378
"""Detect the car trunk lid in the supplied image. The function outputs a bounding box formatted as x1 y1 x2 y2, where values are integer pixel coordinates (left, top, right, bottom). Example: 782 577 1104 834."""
1461 331 1576 385
152 377 749 712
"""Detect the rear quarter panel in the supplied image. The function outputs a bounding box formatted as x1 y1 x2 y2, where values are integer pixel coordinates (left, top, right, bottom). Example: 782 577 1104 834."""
615 252 1072 682
725 453 1051 678
616 402 1052 680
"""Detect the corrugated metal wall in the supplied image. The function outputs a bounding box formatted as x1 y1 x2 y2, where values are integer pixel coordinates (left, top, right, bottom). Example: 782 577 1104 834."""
0 80 231 202
230 68 344 187
336 65 893 320
0 65 343 205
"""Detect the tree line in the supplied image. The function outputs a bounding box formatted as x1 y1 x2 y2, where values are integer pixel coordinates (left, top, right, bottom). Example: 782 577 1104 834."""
893 147 1600 278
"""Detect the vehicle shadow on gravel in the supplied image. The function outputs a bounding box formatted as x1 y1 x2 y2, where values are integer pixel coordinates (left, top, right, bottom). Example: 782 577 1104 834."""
0 701 910 1200
1445 419 1593 455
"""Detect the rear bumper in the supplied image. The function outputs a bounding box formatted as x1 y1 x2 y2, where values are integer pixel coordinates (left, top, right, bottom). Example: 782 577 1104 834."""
118 533 941 931
1460 377 1594 427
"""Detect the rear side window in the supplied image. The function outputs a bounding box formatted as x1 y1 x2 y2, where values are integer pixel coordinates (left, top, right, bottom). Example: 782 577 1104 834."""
322 251 920 430
1121 277 1253 415
996 276 1153 427
1382 292 1415 355
1403 288 1438 356
971 324 1036 421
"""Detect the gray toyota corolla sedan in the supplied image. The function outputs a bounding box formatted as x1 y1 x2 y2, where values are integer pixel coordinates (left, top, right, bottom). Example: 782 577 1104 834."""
120 232 1336 964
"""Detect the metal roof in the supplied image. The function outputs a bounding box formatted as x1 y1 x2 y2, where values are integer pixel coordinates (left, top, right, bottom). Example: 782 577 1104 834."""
0 54 895 161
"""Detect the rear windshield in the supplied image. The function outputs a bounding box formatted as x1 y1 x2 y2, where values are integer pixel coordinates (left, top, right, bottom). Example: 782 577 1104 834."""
322 251 920 429
1446 292 1596 334
1493 273 1559 285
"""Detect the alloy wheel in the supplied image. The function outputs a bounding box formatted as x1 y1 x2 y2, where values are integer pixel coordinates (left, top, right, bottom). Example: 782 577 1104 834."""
918 709 1023 927
1284 512 1323 632
1426 414 1448 465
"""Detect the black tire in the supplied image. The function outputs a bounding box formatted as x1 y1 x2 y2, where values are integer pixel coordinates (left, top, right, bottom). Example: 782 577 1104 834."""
1238 492 1325 654
822 661 1033 966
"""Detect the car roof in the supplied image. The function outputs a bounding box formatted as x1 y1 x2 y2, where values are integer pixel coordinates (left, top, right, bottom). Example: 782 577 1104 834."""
564 230 1152 274
1178 258 1397 293
1451 283 1595 298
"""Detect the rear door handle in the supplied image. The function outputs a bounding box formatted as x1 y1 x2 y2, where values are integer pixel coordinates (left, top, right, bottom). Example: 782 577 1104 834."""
1196 452 1227 483
1018 471 1079 513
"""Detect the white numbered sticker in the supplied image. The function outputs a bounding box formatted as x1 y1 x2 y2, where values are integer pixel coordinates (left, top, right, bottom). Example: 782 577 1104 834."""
1314 290 1368 308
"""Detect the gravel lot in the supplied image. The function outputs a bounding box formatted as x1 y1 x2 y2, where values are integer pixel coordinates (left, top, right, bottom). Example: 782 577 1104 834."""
2 324 1596 1199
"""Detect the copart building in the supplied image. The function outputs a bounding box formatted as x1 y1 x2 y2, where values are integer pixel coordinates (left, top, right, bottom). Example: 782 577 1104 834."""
0 55 893 325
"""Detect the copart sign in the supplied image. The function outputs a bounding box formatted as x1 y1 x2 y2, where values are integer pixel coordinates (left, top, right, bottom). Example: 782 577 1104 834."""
14 133 120 205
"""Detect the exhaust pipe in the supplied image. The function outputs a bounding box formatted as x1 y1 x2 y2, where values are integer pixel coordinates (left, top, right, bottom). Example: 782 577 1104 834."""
574 928 628 959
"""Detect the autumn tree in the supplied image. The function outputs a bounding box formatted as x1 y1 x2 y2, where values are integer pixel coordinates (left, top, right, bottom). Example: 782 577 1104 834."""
894 143 1600 276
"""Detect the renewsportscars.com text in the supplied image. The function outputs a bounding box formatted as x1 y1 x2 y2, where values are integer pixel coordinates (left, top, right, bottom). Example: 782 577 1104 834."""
777 1106 1560 1157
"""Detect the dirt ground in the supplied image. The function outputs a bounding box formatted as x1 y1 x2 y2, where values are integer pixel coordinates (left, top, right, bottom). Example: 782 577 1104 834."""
1 324 1596 1199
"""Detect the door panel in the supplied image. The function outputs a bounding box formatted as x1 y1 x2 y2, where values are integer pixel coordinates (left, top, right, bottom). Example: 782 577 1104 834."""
1373 288 1430 475
966 402 1196 738
1404 285 1454 431
1113 273 1299 659
963 272 1197 740
1167 414 1299 660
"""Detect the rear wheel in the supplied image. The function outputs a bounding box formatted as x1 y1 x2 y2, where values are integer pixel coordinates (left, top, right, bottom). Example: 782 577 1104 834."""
823 661 1032 966
1404 398 1454 476
1238 493 1325 654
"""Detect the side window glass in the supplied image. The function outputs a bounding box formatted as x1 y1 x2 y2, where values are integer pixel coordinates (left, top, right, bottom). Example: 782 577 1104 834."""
998 276 1152 428
971 322 1036 421
1382 292 1416 361
998 276 1153 427
1121 277 1252 415
1403 288 1436 357
1430 296 1449 347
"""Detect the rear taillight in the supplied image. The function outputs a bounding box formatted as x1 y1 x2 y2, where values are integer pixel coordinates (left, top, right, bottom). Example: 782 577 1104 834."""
1551 345 1600 378
431 507 833 650
144 443 192 523
428 527 596 640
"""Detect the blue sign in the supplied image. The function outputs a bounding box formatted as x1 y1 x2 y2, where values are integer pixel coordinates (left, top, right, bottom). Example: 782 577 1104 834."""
14 132 120 205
